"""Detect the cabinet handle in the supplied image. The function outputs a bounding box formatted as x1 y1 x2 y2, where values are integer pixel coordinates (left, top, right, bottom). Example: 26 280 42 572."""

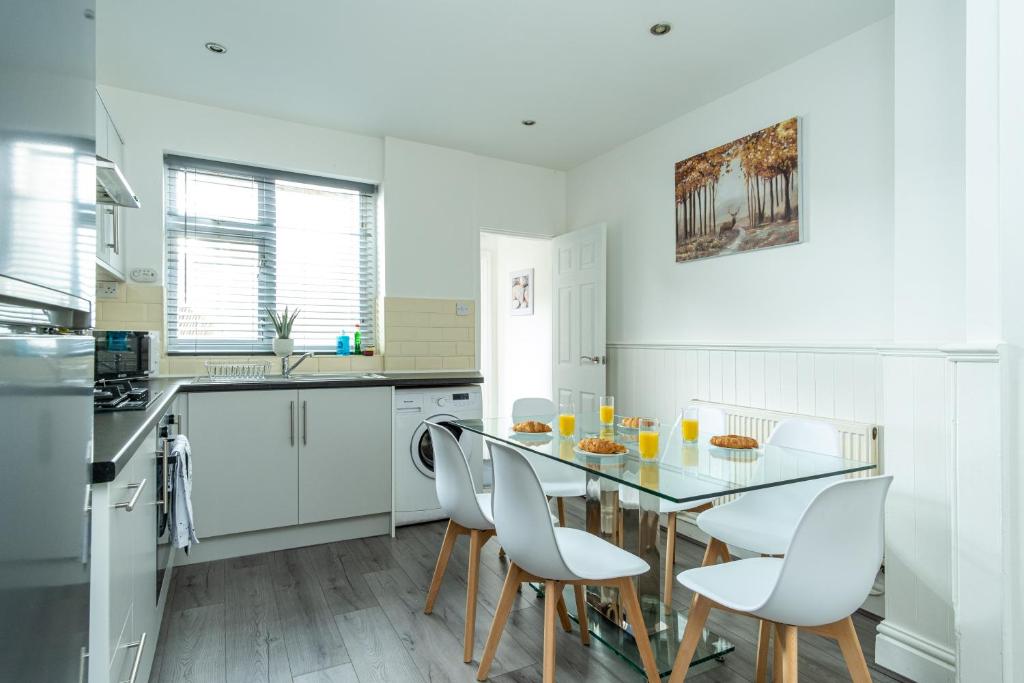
289 401 295 446
104 206 116 249
158 438 170 514
302 400 308 445
112 207 120 255
114 478 147 512
119 632 146 683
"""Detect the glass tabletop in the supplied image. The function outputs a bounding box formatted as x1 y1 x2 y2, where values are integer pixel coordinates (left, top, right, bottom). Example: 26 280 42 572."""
453 414 876 504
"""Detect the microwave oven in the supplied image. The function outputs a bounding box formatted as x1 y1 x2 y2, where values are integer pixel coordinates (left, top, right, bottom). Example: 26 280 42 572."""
93 330 159 380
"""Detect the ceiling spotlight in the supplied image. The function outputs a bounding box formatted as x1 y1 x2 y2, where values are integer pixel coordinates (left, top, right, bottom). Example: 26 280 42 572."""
521 120 536 127
649 23 672 36
204 42 228 55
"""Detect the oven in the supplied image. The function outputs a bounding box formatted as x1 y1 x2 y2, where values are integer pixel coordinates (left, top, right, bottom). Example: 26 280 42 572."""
155 411 178 605
93 329 158 380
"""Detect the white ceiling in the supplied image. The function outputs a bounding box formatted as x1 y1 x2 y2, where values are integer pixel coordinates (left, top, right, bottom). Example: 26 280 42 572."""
97 0 892 170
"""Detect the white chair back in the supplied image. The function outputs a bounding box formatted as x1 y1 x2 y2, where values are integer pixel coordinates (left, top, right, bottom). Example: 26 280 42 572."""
426 422 490 530
488 440 576 580
768 417 840 456
512 397 555 422
760 475 892 626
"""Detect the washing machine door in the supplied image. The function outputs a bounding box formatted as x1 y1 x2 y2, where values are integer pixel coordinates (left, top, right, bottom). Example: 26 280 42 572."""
411 416 462 478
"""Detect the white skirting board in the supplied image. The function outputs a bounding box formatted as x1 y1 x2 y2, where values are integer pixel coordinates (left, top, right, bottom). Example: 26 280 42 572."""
174 513 391 565
875 621 956 683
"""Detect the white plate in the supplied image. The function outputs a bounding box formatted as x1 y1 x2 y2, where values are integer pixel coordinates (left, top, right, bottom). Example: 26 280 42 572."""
573 445 627 458
509 431 554 443
709 445 761 459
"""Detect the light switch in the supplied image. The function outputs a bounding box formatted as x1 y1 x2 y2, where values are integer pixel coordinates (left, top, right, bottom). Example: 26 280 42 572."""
130 267 158 283
456 302 470 316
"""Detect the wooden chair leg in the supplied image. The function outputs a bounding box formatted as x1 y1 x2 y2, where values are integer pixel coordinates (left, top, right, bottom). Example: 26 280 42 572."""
424 520 459 614
463 529 484 663
573 585 590 646
754 620 771 683
557 496 566 527
497 545 505 560
619 578 661 683
700 537 731 567
554 584 572 632
664 512 677 605
776 623 798 683
476 564 521 681
543 580 559 683
667 593 712 683
773 623 783 682
833 617 872 683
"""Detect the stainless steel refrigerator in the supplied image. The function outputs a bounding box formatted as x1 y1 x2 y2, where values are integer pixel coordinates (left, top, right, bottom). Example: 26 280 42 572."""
0 1 96 680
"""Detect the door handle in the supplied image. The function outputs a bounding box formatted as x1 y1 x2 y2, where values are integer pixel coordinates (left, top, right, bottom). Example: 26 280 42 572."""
114 479 147 512
580 355 606 365
289 401 295 446
302 400 308 445
158 438 170 514
119 632 146 683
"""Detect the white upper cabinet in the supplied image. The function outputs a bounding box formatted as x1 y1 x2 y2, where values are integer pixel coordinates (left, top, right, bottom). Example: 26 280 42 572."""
96 91 126 280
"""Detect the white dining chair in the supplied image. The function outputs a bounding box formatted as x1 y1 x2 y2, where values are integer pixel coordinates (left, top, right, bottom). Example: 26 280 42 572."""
695 417 842 564
669 475 892 683
619 404 727 604
512 397 586 526
477 441 661 683
423 422 497 663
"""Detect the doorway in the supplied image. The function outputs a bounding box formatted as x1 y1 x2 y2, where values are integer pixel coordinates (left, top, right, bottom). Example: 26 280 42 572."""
479 231 553 419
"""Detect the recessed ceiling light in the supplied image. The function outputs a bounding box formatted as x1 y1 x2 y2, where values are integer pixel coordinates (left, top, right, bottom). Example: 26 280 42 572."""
204 42 228 55
521 120 536 127
649 23 672 36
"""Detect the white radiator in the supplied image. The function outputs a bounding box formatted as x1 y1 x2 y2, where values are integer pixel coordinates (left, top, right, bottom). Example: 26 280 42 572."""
688 400 881 506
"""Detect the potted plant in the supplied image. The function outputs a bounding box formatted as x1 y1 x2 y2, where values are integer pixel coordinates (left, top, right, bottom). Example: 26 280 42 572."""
266 306 300 356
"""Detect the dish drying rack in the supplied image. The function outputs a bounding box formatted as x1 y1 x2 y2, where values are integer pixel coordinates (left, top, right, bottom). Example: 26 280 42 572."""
203 360 272 381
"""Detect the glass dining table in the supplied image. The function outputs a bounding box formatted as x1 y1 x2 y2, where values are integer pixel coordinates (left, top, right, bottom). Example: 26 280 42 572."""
453 413 877 679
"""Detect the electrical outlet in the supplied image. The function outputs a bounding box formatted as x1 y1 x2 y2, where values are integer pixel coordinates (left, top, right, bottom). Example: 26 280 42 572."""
456 302 470 316
130 267 158 283
97 282 119 299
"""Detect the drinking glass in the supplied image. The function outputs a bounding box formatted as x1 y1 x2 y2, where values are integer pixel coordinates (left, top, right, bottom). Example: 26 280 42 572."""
681 407 700 443
638 417 660 459
599 395 615 426
558 397 576 437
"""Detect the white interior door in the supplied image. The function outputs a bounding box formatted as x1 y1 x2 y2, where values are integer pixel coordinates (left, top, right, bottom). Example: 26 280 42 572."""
552 224 607 417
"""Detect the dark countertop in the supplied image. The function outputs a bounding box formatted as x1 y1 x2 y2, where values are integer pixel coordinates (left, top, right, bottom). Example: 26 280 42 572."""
91 370 483 483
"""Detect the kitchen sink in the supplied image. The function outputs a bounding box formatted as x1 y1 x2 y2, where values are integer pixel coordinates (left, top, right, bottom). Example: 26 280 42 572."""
287 372 387 381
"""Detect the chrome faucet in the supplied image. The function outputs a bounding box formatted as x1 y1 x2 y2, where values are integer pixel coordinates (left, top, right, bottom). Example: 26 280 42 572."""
282 352 314 378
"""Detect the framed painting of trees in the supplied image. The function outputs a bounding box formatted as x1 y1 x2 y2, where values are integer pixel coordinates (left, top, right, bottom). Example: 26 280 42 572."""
675 117 800 263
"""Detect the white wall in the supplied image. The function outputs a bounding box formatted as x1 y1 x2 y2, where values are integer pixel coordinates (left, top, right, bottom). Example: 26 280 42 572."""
96 88 566 298
480 232 553 418
383 137 565 300
567 18 894 344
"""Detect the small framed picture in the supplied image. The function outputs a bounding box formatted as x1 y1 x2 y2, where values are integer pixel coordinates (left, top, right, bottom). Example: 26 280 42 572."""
510 268 533 316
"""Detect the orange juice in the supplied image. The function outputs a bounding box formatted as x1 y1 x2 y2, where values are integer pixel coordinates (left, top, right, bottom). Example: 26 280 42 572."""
681 418 699 442
599 405 614 425
558 413 576 436
638 430 659 459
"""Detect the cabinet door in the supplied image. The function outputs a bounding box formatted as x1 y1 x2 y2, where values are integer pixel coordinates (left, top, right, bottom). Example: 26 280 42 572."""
189 390 299 536
107 459 143 668
128 433 157 683
298 387 391 524
97 203 116 267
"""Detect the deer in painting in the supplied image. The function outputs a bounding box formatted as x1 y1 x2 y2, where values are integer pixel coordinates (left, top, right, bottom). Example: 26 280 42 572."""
720 207 739 233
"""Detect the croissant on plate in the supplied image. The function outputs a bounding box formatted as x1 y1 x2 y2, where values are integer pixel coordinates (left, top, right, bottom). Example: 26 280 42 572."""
577 437 627 455
709 434 759 449
512 420 552 433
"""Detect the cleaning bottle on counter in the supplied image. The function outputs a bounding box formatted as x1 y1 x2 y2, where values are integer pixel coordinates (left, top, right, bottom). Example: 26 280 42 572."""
336 330 351 356
354 323 361 355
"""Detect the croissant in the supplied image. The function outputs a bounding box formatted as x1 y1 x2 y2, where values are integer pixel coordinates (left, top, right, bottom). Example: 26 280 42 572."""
578 438 627 455
710 434 759 449
512 420 552 433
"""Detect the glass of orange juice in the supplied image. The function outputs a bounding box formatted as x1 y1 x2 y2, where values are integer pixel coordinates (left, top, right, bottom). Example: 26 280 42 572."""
681 407 699 443
638 417 660 459
599 395 615 426
558 398 576 437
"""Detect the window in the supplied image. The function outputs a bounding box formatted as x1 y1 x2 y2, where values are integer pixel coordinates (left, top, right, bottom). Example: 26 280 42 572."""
164 156 378 354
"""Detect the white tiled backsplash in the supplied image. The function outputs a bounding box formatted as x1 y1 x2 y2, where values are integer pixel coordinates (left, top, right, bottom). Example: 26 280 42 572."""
93 285 476 376
382 297 476 371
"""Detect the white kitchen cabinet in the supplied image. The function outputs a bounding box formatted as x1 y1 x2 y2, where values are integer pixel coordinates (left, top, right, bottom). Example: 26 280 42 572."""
298 387 392 524
95 90 126 279
188 389 300 537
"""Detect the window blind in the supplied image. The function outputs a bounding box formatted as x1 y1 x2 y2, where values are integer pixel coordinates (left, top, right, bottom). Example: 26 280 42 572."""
164 155 378 354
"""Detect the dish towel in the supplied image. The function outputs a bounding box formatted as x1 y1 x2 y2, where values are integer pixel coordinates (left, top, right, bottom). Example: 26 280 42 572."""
169 434 199 552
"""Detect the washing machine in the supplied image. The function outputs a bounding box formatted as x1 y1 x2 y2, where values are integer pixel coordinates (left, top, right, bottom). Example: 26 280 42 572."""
393 385 482 526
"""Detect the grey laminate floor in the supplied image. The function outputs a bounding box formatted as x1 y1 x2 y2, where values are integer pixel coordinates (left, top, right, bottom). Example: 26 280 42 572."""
151 503 910 683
